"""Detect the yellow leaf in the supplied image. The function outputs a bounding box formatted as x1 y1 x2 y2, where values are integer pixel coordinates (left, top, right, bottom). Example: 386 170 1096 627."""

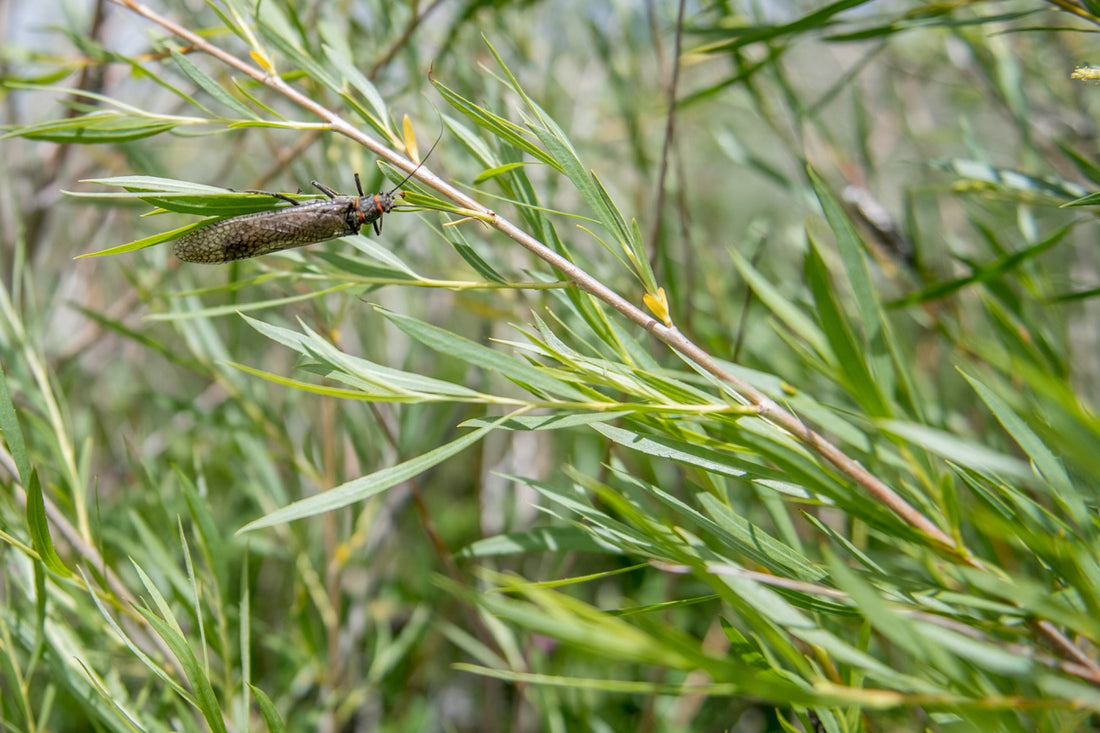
402 115 419 162
1071 65 1100 81
249 49 273 73
643 287 671 326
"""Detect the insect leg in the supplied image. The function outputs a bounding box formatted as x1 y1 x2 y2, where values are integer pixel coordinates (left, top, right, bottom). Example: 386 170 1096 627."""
311 181 341 199
235 188 301 206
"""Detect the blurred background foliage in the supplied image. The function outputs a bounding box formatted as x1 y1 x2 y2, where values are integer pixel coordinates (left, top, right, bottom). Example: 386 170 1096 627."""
3 0 1100 731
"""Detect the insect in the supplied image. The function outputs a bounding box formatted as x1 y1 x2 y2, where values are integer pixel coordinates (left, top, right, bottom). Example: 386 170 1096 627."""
173 143 436 264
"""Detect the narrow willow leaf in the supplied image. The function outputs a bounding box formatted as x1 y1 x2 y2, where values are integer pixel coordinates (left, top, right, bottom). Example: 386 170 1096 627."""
131 599 228 733
382 308 589 401
474 162 528 183
78 175 228 194
241 315 487 399
226 361 430 402
442 222 507 283
431 76 555 168
592 423 782 480
308 251 418 281
807 165 881 343
170 49 257 119
689 0 868 55
888 226 1069 308
75 176 316 215
461 527 616 557
257 19 340 93
824 548 953 668
24 470 71 578
324 43 390 136
939 158 1088 201
878 420 1032 479
444 113 501 170
249 685 285 733
530 123 631 253
176 470 229 594
1056 139 1100 187
805 237 889 417
76 222 205 258
80 567 193 701
914 622 1033 676
148 285 354 319
727 246 829 357
2 111 175 143
961 371 1086 523
240 413 517 530
462 411 631 431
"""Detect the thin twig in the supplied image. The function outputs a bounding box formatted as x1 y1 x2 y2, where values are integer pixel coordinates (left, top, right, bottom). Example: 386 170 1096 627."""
645 0 687 265
367 0 450 80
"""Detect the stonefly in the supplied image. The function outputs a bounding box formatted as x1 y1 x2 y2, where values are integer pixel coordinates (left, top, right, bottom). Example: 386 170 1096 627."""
173 147 434 264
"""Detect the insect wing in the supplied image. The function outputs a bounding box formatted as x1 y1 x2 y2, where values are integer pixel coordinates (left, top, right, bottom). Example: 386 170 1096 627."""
173 199 355 263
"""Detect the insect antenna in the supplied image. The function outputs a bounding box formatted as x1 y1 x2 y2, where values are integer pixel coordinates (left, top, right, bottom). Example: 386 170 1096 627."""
385 129 444 198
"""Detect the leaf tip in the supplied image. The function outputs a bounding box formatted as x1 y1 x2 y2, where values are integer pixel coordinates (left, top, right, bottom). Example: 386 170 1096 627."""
643 287 672 326
250 49 273 73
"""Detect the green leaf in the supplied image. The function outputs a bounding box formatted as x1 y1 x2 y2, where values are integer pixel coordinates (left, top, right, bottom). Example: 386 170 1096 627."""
80 567 193 701
690 0 868 55
240 413 517 530
74 175 316 215
148 284 355 318
170 48 258 120
1056 139 1100 187
961 371 1085 523
824 547 958 674
249 685 285 733
807 165 881 345
877 420 1032 479
728 246 829 357
938 158 1089 202
24 470 71 578
461 411 630 431
530 118 632 254
381 308 589 401
693 492 825 581
431 76 556 169
888 226 1069 308
461 527 616 556
131 563 228 733
241 315 488 399
474 162 529 183
594 422 757 479
442 217 507 283
255 6 340 93
323 43 390 138
1 110 176 143
75 221 206 259
805 236 889 417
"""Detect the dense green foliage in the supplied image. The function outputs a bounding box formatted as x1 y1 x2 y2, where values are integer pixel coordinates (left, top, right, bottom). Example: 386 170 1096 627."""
2 1 1100 730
